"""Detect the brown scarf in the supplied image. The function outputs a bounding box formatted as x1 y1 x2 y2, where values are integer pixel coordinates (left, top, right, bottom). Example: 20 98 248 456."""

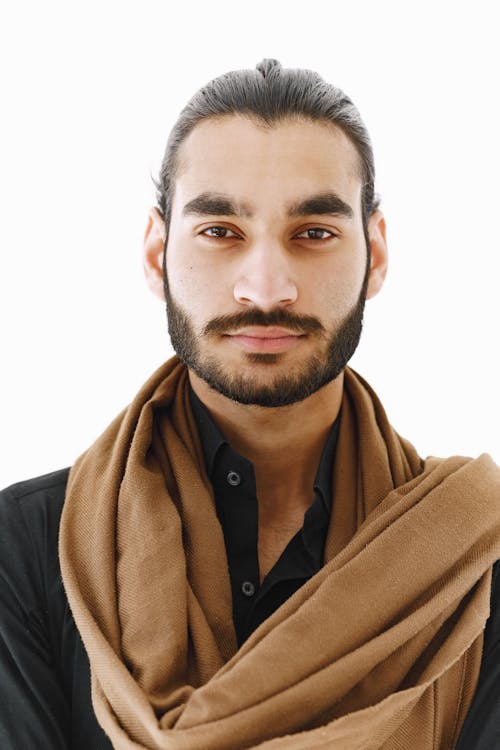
59 358 500 749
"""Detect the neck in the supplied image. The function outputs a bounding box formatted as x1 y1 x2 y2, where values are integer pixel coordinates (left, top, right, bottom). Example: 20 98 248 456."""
189 370 343 518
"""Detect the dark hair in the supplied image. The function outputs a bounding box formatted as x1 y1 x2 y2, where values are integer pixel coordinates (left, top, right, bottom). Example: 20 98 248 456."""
155 58 379 242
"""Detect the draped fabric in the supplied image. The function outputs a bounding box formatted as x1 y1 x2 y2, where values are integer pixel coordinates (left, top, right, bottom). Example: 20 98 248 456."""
59 358 500 749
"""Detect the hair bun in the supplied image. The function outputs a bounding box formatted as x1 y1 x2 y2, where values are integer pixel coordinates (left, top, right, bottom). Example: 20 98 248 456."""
255 58 282 78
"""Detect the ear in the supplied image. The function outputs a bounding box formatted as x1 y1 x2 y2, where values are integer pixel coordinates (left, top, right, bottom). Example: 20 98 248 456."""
143 207 166 301
365 210 388 300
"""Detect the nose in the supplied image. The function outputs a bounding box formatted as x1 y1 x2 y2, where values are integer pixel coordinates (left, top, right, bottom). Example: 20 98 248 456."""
233 241 298 310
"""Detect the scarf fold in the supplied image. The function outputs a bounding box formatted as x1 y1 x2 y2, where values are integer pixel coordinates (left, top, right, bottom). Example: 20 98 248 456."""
59 359 500 749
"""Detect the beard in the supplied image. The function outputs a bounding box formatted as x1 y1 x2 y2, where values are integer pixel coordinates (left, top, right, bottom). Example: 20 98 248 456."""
164 254 370 408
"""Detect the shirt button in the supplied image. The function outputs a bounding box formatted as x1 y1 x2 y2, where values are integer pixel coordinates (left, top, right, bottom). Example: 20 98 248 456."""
241 581 256 597
226 470 241 487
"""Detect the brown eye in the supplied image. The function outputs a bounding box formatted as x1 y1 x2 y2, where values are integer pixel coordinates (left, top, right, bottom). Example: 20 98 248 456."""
295 228 335 240
202 226 240 238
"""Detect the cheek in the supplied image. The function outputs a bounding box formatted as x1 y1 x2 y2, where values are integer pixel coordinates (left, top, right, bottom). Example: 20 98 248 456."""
304 259 363 320
166 253 223 318
165 245 196 300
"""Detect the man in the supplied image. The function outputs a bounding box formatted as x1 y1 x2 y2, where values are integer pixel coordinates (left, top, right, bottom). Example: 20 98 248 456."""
1 59 499 750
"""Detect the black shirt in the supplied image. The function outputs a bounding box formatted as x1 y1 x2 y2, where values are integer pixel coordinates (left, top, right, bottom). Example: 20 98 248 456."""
0 398 499 748
189 386 339 646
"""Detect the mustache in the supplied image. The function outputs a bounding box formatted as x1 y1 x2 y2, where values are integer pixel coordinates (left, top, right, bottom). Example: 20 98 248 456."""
203 308 325 336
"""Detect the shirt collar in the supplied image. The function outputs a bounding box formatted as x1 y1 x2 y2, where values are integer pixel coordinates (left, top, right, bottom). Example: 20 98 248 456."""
313 416 339 513
189 385 228 475
189 383 340 513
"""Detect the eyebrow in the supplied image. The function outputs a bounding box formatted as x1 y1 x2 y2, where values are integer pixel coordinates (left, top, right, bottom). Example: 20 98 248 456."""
287 192 354 219
182 191 354 220
182 193 253 218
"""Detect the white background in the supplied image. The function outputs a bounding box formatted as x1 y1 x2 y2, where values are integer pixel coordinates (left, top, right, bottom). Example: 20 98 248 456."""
0 1 498 488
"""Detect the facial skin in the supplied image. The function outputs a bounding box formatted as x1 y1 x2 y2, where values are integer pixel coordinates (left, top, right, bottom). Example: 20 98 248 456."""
145 115 388 410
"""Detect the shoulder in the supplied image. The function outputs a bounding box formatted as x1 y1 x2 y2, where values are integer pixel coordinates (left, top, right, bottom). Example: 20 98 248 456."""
455 559 500 747
492 558 500 589
0 467 70 532
0 467 70 505
478 558 500 670
0 468 71 613
484 557 500 653
0 467 70 558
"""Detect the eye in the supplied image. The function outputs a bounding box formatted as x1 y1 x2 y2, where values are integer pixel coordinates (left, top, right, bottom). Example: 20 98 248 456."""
294 227 336 240
200 226 241 239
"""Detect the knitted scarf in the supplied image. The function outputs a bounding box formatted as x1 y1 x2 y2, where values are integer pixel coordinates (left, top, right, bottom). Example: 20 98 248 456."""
59 358 500 749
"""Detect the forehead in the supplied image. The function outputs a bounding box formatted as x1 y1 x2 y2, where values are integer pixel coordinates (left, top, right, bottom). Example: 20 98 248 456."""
172 115 363 218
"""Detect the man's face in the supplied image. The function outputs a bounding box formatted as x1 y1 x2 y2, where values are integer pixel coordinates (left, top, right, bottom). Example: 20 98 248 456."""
163 115 378 407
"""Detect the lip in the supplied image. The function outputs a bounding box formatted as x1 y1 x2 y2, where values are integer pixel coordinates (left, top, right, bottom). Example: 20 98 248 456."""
227 326 303 339
225 327 305 353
